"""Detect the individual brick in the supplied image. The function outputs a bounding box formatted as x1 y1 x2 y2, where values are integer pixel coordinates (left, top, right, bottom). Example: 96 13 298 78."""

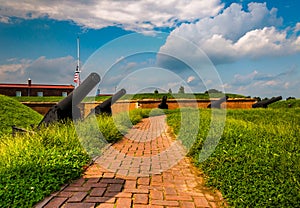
116 197 131 208
133 193 149 204
44 197 68 208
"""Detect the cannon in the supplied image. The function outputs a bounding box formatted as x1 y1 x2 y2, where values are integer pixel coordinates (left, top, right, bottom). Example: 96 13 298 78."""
158 95 168 109
207 96 228 108
38 72 101 127
89 88 126 116
252 96 282 108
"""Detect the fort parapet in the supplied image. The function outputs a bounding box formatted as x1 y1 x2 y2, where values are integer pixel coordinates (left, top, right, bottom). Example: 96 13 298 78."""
22 98 256 116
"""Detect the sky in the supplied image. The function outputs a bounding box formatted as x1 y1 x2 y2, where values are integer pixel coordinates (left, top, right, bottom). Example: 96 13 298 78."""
0 0 299 98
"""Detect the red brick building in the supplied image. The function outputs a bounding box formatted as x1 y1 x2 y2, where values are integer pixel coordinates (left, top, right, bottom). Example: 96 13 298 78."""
0 79 74 97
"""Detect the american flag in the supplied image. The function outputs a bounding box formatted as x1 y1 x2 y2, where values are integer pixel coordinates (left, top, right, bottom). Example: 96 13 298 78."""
74 71 80 83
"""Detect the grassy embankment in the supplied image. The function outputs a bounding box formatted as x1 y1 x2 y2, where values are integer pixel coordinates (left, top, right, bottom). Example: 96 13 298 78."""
167 107 300 207
269 98 300 109
0 94 151 207
12 92 247 103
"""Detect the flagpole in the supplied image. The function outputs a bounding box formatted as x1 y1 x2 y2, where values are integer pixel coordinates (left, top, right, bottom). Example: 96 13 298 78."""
77 37 80 72
74 36 81 87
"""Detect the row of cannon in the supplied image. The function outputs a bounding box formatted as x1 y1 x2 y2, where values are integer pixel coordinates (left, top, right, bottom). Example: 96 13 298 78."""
158 95 282 110
31 73 282 128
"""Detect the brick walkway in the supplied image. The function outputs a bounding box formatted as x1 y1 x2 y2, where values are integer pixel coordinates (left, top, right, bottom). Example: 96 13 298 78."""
36 115 226 208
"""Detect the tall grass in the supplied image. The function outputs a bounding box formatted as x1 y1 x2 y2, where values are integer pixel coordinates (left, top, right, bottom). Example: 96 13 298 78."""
0 122 90 207
167 108 300 207
0 108 153 207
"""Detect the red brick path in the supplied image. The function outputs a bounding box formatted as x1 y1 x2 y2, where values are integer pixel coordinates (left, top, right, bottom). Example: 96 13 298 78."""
35 115 226 208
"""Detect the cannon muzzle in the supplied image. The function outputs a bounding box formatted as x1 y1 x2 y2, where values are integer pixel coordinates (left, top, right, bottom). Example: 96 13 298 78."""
89 88 126 116
252 96 282 108
207 96 228 108
158 95 168 109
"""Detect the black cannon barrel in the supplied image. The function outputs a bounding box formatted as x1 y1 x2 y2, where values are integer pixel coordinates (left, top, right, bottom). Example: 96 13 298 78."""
158 95 168 109
38 73 101 127
208 96 228 108
252 96 282 108
101 88 126 108
91 88 126 115
57 72 101 111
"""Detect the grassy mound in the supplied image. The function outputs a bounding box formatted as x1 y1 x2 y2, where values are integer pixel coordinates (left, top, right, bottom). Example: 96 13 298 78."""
0 94 42 135
269 99 300 109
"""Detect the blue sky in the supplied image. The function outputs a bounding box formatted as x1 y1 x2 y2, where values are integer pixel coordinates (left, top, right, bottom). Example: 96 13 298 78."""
0 0 299 98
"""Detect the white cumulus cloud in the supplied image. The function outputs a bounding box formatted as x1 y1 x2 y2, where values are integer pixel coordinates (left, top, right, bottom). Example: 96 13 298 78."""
0 15 11 23
0 0 223 32
187 76 195 83
226 68 300 98
161 2 300 65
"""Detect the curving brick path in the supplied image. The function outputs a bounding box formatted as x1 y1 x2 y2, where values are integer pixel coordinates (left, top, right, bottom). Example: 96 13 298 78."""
36 115 226 208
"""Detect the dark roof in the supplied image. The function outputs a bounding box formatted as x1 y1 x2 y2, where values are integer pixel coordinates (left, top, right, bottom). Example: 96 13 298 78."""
0 83 74 90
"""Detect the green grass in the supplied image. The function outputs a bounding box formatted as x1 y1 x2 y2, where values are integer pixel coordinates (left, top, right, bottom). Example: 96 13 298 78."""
0 94 151 207
166 108 300 207
269 99 300 109
75 110 151 158
13 96 65 102
0 114 140 207
0 122 90 207
3 91 298 207
113 108 163 130
0 94 43 135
